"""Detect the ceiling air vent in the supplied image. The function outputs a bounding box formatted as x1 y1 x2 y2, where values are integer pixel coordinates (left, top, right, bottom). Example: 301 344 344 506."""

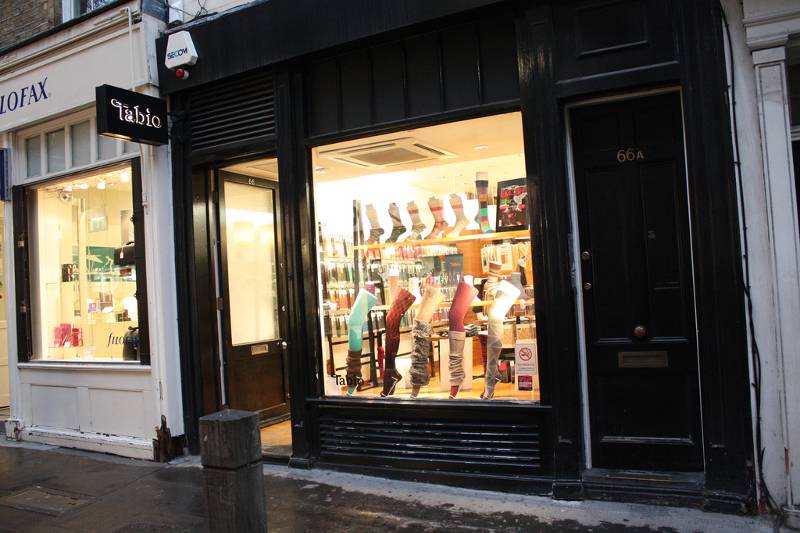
319 137 457 169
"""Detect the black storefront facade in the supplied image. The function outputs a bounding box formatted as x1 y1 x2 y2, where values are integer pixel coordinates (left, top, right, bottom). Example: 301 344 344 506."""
157 0 757 511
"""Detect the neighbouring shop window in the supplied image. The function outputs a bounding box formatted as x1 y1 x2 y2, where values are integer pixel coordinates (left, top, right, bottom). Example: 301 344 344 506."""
24 161 147 362
313 112 539 401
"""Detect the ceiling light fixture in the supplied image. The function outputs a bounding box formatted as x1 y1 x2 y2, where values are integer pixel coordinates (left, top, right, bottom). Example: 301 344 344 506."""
97 179 106 190
79 183 89 190
474 144 489 151
120 170 130 183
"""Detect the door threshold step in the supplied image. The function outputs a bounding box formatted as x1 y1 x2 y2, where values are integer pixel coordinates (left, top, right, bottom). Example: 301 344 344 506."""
583 468 704 490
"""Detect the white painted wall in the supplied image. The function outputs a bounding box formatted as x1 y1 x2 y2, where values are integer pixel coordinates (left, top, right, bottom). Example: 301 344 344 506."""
0 2 184 458
726 0 800 522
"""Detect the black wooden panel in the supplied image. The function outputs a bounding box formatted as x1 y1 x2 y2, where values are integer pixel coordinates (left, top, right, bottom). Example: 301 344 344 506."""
553 0 677 84
189 71 275 152
156 0 506 95
405 32 442 118
442 24 481 110
340 50 372 130
305 14 519 139
314 402 553 477
307 60 339 136
372 43 407 124
479 17 520 104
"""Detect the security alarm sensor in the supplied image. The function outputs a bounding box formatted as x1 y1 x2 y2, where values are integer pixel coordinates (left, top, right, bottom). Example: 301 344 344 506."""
165 30 198 70
175 68 190 80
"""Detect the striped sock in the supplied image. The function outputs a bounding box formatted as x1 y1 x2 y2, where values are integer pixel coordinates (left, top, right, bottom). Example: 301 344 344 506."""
474 176 492 233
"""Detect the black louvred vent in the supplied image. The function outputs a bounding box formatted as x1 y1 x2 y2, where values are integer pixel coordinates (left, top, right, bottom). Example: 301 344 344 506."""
318 414 546 476
189 71 275 152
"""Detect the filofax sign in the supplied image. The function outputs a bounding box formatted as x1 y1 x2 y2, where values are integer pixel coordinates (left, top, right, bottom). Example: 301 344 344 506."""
95 84 168 146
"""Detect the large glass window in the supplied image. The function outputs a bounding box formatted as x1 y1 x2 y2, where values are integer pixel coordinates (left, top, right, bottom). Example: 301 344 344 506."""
313 112 539 401
26 162 146 362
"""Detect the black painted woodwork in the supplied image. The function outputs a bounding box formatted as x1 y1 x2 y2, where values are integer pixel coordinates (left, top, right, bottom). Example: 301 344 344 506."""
12 186 31 362
553 0 677 85
674 0 754 503
166 0 756 507
313 401 552 480
275 69 319 465
571 92 702 471
516 3 583 486
215 172 289 421
188 71 275 157
305 15 519 138
155 0 507 95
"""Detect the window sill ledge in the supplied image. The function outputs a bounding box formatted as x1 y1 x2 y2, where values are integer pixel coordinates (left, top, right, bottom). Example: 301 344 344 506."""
18 361 150 372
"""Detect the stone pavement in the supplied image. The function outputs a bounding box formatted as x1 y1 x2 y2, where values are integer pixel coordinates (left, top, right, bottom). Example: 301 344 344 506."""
0 440 781 532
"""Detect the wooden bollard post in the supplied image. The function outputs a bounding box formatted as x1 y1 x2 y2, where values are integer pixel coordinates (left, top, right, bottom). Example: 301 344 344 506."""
199 409 265 533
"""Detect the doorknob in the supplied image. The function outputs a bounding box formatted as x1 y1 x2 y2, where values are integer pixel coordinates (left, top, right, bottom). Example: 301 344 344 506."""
281 341 288 349
583 282 592 291
633 325 647 338
581 251 591 261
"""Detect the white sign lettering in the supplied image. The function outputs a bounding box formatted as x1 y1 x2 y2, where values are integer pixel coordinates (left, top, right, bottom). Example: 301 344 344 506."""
110 99 162 129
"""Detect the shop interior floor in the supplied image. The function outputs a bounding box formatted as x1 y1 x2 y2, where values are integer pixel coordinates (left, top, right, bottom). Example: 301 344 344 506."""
261 419 292 457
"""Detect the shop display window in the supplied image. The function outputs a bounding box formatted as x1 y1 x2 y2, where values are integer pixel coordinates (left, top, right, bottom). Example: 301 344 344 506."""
26 162 146 362
313 112 539 401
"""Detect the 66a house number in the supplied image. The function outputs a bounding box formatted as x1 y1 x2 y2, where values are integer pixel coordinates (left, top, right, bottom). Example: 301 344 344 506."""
616 148 645 163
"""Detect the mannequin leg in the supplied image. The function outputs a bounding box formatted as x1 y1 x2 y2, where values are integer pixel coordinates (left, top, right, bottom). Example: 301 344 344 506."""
381 289 415 397
404 201 426 241
482 281 521 399
365 204 384 243
447 193 469 237
385 202 407 242
409 320 433 397
447 281 478 398
346 289 377 395
483 318 503 399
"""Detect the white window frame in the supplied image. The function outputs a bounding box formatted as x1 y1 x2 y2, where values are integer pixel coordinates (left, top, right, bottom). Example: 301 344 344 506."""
16 107 139 186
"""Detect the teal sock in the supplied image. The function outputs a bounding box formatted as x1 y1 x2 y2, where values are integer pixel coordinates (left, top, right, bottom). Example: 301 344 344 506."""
347 289 377 351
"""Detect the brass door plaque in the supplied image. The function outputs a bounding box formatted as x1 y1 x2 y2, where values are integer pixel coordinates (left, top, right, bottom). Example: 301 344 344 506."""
617 351 668 368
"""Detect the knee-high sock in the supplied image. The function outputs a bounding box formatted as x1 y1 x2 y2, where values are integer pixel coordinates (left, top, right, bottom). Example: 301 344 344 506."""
410 320 433 387
384 289 415 371
485 318 503 396
346 289 377 381
448 281 478 332
484 281 521 397
448 330 466 387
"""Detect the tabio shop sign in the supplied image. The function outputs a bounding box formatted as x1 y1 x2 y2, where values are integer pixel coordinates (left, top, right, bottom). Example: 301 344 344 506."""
95 85 168 146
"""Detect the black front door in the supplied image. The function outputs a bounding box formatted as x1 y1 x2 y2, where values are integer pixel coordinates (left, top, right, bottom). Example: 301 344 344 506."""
571 92 703 471
216 171 289 421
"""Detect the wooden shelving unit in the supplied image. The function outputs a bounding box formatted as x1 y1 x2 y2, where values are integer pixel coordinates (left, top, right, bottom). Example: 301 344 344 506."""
353 229 530 251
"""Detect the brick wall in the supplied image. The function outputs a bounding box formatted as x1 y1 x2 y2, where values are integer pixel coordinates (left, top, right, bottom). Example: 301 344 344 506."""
0 0 61 53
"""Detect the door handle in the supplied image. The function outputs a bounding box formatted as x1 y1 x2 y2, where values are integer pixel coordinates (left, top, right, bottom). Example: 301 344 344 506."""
583 282 592 291
633 325 647 338
581 251 591 261
281 341 288 349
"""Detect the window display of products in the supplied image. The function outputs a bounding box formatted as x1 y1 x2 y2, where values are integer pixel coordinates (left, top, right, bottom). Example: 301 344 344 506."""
314 112 539 402
26 162 145 362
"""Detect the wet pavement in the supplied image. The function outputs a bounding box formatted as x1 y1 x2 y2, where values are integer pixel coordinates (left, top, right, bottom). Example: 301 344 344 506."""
0 441 781 532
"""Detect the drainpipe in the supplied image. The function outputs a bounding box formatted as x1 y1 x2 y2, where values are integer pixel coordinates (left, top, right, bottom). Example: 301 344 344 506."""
122 6 135 90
